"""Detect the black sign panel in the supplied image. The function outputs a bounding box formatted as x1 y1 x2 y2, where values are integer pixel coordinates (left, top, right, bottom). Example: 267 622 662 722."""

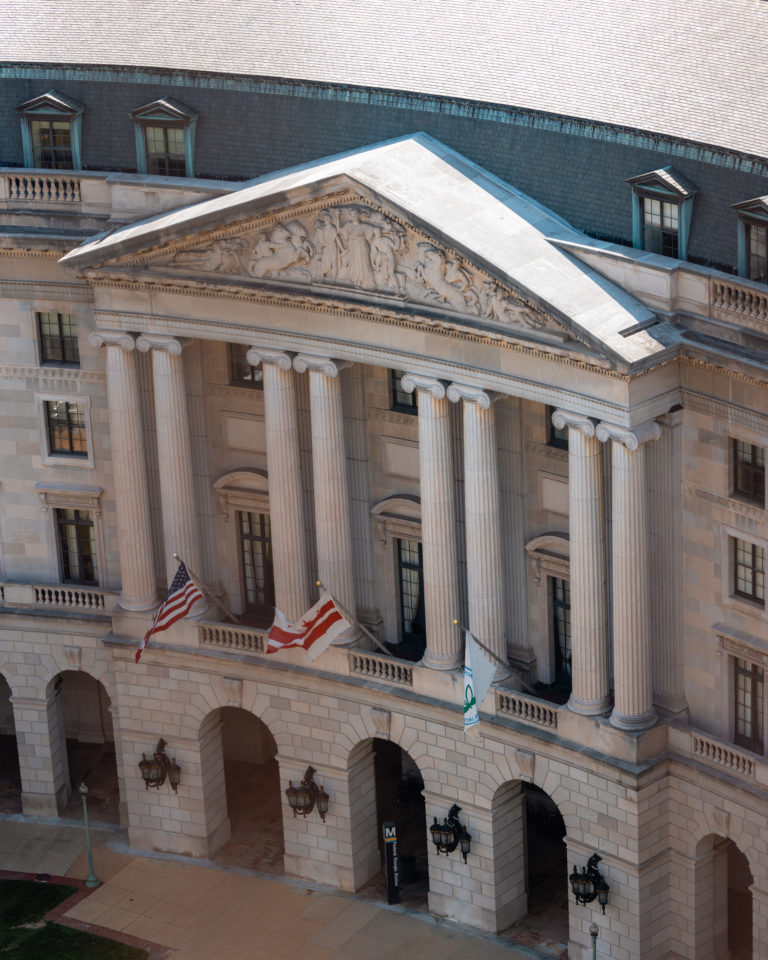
382 820 400 904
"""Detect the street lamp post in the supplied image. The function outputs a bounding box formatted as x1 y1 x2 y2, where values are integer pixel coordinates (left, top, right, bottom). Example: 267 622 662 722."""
78 782 100 888
589 922 599 960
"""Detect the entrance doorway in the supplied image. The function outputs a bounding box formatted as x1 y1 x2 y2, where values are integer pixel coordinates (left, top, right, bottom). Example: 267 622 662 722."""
51 671 120 822
359 738 428 908
499 783 569 959
695 834 753 960
0 674 21 813
211 707 283 872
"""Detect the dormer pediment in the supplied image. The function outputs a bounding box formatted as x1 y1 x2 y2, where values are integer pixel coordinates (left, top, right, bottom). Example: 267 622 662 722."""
130 98 198 124
732 196 768 221
626 166 697 199
16 89 84 117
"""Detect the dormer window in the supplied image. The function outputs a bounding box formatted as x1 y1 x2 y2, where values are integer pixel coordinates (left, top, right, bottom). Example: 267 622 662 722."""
130 98 197 178
627 167 697 261
732 197 768 283
16 90 84 170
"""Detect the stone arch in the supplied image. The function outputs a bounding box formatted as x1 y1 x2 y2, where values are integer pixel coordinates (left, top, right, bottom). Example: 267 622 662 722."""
694 833 753 960
197 704 281 863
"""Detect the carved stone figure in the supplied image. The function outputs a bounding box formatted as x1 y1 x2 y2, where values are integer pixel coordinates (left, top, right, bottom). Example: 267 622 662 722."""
369 223 404 291
414 243 469 311
339 206 376 289
313 209 344 281
249 221 314 278
171 238 247 273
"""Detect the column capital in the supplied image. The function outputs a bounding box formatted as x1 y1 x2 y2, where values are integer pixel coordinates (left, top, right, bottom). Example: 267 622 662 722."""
551 409 597 438
136 334 189 356
293 354 350 377
88 330 136 352
596 420 661 450
245 346 293 371
401 373 446 400
446 383 498 408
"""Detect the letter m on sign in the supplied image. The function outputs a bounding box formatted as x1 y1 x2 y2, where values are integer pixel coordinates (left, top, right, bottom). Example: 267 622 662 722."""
384 825 396 840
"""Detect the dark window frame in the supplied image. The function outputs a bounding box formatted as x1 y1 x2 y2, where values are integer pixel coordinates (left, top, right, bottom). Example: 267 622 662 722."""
550 576 572 690
29 117 73 170
396 538 425 654
734 657 764 754
55 508 98 585
733 439 765 506
390 369 418 415
547 407 569 450
641 194 681 259
45 400 87 458
141 121 187 177
734 537 766 605
238 510 275 625
37 312 80 366
228 344 264 390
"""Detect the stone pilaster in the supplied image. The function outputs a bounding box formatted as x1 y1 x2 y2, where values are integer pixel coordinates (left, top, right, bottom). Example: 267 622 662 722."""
89 331 157 611
136 334 204 599
596 420 661 731
552 409 610 716
447 383 508 677
402 374 461 669
247 347 311 621
293 354 356 639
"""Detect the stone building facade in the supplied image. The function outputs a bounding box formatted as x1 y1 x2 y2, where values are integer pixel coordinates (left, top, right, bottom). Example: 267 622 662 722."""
1 5 768 958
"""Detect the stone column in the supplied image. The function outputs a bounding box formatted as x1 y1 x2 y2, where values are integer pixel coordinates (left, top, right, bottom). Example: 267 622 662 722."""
402 374 461 670
596 420 661 731
136 334 204 596
447 384 508 677
293 355 356 638
12 692 68 816
89 331 157 610
247 347 311 621
552 409 610 716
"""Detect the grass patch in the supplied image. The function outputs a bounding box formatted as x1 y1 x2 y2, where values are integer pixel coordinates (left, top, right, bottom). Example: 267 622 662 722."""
0 879 148 960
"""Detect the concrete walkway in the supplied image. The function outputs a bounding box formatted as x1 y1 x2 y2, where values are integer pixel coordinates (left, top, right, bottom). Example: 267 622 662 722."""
0 815 545 960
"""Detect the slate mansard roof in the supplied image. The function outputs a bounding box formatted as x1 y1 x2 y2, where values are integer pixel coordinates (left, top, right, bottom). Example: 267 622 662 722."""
2 0 768 160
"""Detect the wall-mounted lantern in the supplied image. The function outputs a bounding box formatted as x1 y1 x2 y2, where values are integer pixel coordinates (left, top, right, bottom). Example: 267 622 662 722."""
285 766 329 822
429 803 472 862
138 738 181 793
569 853 609 913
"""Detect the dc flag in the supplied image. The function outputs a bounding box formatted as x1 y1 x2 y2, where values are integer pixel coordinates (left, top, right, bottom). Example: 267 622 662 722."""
135 561 204 663
266 592 351 660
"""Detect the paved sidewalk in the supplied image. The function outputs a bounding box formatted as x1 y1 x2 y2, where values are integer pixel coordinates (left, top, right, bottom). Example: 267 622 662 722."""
0 816 544 960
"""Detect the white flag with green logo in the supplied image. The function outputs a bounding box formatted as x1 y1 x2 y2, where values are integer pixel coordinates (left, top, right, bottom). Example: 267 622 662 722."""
464 630 495 733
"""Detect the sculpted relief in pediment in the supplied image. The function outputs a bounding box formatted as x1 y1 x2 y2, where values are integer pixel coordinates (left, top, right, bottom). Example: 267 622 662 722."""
151 201 559 335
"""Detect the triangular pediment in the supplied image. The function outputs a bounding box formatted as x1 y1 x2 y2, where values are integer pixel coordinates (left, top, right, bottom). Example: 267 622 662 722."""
62 134 670 366
130 98 198 124
16 89 84 117
626 166 697 199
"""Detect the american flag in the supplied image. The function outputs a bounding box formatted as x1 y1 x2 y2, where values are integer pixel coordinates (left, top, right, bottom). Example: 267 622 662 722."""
135 561 204 663
266 592 351 661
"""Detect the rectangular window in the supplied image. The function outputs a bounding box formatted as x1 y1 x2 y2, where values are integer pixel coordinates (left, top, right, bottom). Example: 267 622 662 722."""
37 312 80 366
733 440 766 506
643 197 679 258
55 508 97 585
397 539 425 657
747 222 768 283
391 370 417 414
30 118 73 169
145 125 186 177
734 658 764 753
238 511 274 624
548 407 568 449
734 538 765 605
45 400 87 457
551 577 572 689
229 344 263 389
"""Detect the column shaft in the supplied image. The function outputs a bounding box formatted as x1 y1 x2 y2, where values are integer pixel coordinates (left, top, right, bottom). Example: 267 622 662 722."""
90 332 156 610
403 375 461 669
248 349 311 621
448 385 508 675
294 356 356 634
553 411 609 715
597 421 660 730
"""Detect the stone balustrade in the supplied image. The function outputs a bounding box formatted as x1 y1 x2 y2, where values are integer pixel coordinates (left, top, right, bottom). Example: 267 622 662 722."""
496 690 560 729
348 651 414 686
711 278 768 333
3 173 81 203
0 582 118 613
199 622 265 654
691 732 756 778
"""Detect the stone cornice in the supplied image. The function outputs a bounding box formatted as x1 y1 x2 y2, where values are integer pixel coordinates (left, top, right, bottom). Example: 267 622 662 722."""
682 482 768 525
681 354 768 388
682 390 768 431
0 363 105 384
0 279 93 301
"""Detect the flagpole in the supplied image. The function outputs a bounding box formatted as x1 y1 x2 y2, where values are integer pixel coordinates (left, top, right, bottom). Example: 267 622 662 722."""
453 618 537 694
315 580 392 656
172 553 242 625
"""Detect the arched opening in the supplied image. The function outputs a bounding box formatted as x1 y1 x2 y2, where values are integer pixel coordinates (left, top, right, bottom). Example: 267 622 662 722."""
0 674 21 813
48 671 120 822
205 707 282 872
358 738 429 909
499 782 569 956
695 834 753 960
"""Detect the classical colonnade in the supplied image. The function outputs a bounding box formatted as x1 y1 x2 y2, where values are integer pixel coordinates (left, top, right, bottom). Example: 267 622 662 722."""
89 331 663 731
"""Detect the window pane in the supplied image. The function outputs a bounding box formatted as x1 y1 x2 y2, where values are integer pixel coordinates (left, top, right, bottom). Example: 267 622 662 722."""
748 223 768 283
551 577 572 688
397 539 425 653
38 312 79 366
391 369 417 413
55 508 97 585
46 400 87 456
238 511 274 621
